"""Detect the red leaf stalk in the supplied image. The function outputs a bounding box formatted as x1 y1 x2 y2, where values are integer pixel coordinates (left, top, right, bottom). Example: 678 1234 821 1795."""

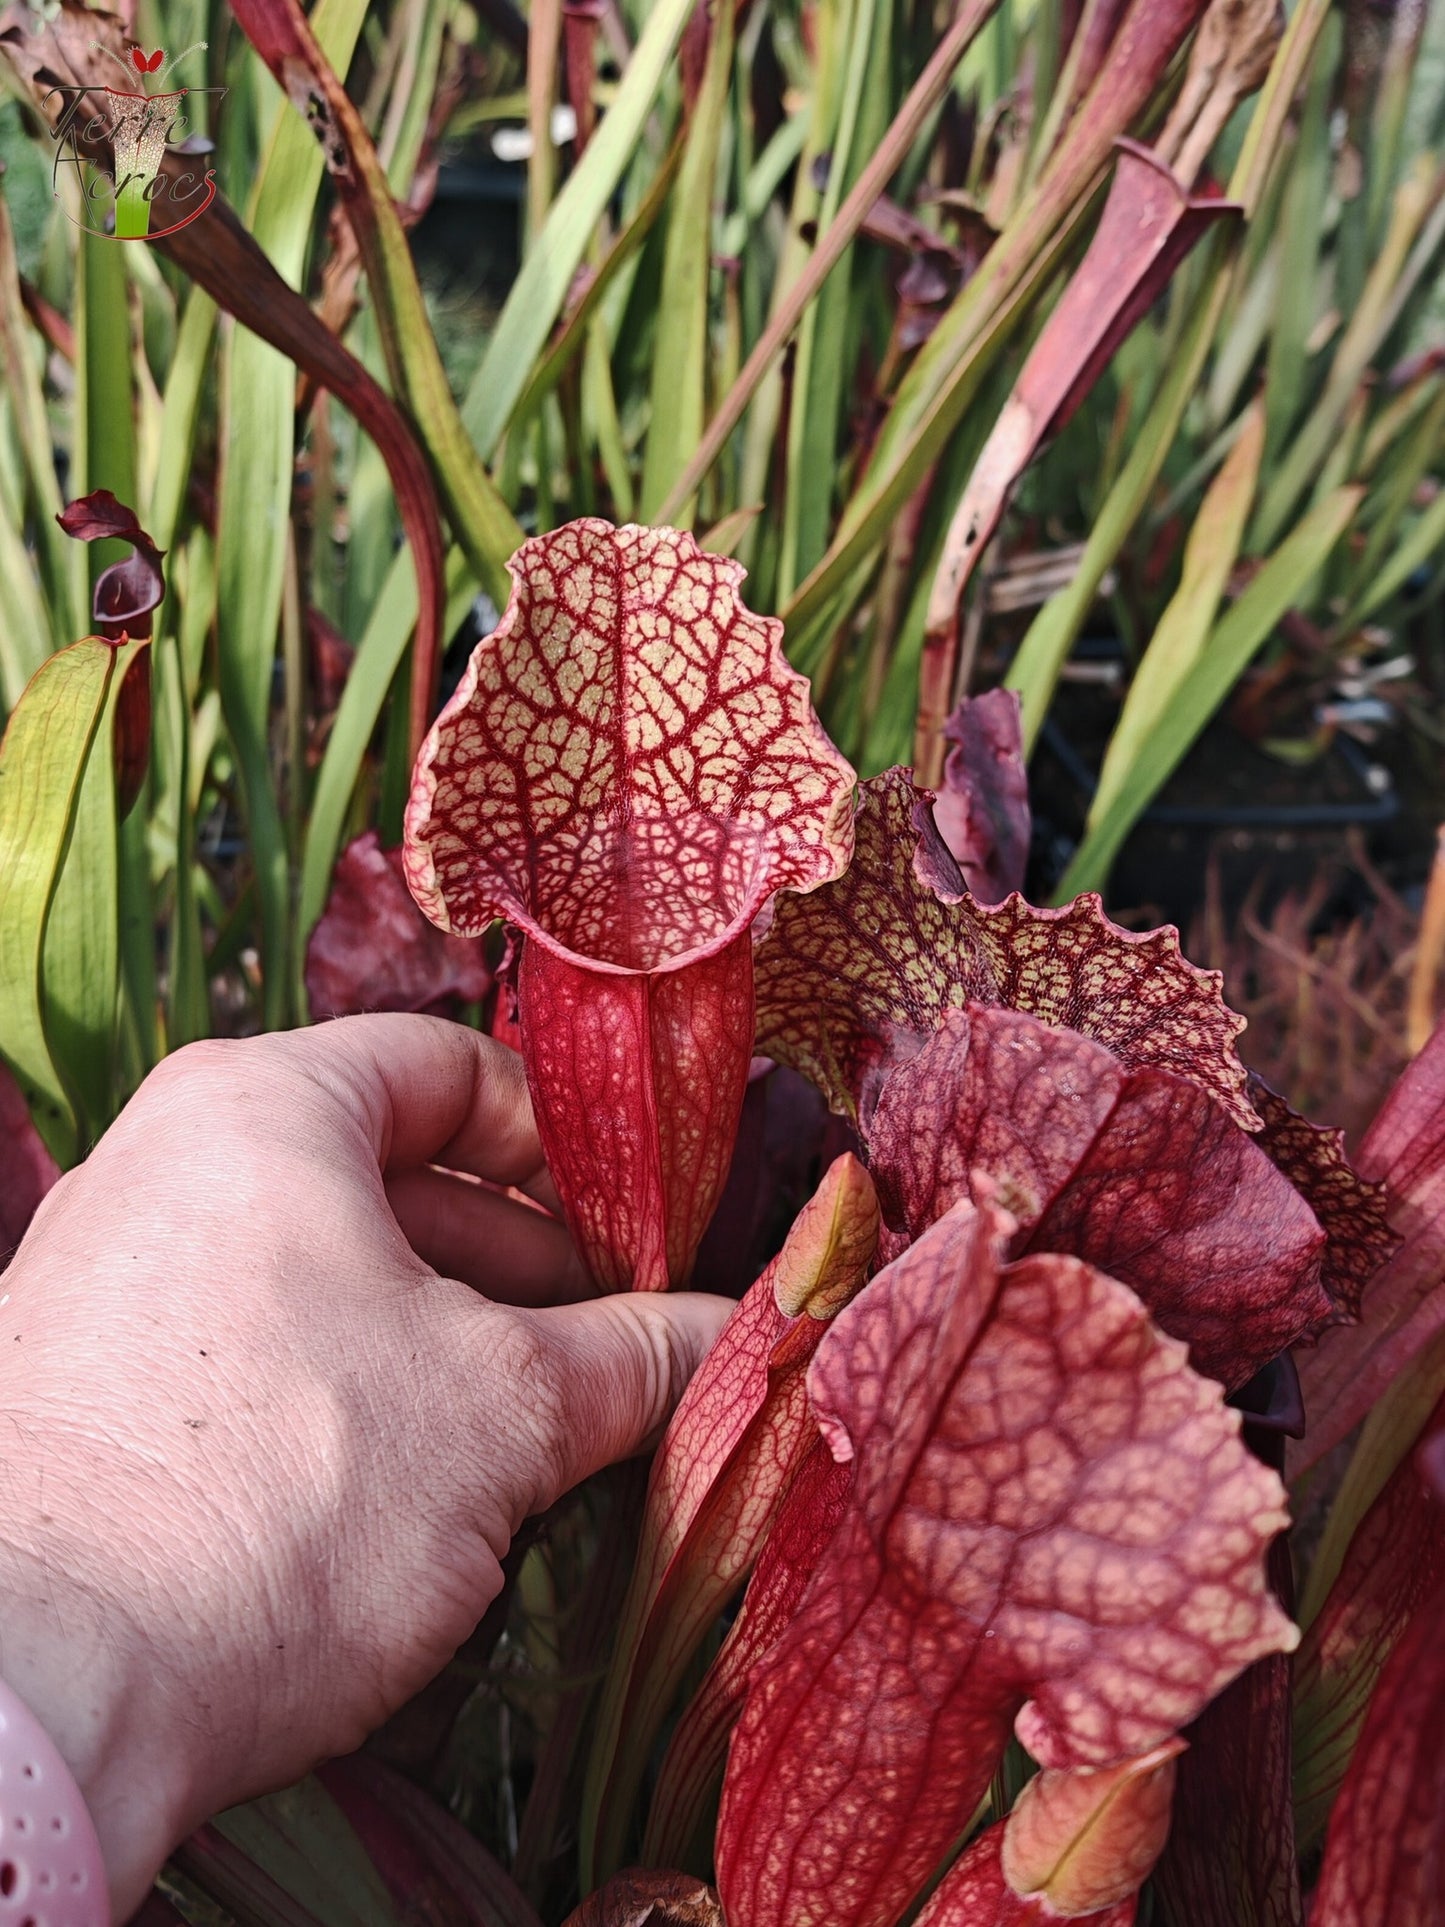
918 144 1237 783
583 1155 878 1881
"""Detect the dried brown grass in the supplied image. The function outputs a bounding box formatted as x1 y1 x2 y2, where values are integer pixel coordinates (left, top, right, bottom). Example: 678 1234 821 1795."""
1189 832 1445 1151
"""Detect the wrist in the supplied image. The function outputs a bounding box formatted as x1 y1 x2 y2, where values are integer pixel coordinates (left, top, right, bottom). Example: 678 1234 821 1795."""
0 1492 199 1921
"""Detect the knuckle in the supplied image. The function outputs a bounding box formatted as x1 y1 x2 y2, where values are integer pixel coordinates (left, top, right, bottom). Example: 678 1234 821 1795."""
474 1031 530 1114
479 1310 568 1487
127 1035 304 1158
129 1039 250 1141
141 1035 237 1097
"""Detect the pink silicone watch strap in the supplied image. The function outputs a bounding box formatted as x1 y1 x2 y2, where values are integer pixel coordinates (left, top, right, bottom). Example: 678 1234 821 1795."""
0 1680 109 1927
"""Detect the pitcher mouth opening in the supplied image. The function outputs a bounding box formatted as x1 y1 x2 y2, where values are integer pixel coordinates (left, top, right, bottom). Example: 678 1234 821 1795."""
498 811 771 974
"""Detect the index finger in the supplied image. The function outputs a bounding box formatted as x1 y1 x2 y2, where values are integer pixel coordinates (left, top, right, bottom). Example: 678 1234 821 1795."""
283 1013 549 1189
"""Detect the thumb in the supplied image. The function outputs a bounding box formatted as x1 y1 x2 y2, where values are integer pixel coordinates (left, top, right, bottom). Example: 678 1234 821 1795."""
487 1291 734 1523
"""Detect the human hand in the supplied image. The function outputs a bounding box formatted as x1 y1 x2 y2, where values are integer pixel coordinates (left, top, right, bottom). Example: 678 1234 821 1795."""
0 1017 731 1922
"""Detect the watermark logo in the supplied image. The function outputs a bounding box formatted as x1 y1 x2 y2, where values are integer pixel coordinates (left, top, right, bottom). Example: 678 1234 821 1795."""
47 40 222 240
